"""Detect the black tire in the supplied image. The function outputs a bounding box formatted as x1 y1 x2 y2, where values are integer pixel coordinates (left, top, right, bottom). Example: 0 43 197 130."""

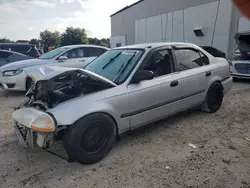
26 77 34 92
202 82 224 113
63 113 116 164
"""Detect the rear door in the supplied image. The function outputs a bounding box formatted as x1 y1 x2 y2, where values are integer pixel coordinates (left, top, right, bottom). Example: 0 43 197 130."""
173 47 211 109
125 47 183 128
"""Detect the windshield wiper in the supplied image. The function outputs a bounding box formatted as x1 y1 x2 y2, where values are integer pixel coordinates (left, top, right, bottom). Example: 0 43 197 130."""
102 52 122 70
114 52 137 83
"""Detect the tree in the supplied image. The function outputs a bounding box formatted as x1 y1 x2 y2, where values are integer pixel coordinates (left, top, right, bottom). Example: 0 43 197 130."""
61 27 88 46
40 30 61 52
29 38 41 48
100 38 110 47
0 38 13 43
88 37 110 47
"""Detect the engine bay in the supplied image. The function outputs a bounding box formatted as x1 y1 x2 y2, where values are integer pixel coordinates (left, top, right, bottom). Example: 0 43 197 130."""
24 70 115 109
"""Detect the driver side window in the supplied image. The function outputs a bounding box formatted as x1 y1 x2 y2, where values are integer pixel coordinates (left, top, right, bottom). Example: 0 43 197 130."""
63 48 85 59
141 49 173 77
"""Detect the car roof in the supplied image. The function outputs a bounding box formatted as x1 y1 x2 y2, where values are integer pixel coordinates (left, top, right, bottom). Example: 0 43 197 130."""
114 42 199 50
0 43 35 46
61 44 109 50
0 49 26 56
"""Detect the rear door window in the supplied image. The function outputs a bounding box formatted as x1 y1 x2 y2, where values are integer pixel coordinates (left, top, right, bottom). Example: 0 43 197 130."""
0 51 12 58
63 48 86 59
174 49 209 71
87 47 107 57
11 46 31 53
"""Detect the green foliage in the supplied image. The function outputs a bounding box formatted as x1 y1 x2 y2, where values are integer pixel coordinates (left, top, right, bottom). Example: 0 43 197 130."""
40 30 61 52
61 27 88 46
29 38 41 48
88 38 110 47
0 38 13 43
2 27 109 52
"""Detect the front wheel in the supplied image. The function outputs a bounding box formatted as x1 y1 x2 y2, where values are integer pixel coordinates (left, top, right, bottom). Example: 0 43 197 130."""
26 77 34 92
63 113 116 164
202 82 224 113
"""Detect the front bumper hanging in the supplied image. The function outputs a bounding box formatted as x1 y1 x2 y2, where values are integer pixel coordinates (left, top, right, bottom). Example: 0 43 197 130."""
14 122 36 148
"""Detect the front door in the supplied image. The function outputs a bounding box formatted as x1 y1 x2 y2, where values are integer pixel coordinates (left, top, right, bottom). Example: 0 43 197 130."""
125 48 183 128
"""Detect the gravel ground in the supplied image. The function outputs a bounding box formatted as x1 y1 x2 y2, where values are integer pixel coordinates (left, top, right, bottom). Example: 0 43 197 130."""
0 82 250 188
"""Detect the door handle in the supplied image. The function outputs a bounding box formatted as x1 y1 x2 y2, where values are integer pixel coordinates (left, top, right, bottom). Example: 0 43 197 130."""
206 71 211 77
79 60 86 62
170 80 179 87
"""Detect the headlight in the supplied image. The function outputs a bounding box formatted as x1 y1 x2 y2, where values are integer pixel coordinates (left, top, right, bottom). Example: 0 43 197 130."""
12 108 56 133
2 69 23 77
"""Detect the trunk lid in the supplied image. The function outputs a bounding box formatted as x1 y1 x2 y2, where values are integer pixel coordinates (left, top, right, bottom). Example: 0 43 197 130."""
234 31 250 54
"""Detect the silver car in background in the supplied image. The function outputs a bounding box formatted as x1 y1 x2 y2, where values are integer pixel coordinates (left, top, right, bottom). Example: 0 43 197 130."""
12 42 232 164
0 45 108 91
230 31 250 80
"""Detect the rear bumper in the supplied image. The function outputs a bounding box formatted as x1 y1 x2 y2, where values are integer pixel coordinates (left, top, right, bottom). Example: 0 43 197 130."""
221 77 233 94
230 73 250 79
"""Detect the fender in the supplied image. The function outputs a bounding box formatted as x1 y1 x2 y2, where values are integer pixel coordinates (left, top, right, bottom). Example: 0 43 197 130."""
47 99 130 134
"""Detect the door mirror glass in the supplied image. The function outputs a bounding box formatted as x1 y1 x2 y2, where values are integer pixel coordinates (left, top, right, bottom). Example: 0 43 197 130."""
58 56 68 61
132 70 154 83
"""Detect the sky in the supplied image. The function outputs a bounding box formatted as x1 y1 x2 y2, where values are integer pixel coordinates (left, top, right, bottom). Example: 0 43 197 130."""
0 0 138 40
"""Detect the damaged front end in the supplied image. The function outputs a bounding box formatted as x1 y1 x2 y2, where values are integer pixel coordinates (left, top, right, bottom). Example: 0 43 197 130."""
12 67 116 148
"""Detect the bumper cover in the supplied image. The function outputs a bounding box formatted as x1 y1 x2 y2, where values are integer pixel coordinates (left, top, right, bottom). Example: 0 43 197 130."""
14 121 36 148
221 77 233 94
230 73 250 79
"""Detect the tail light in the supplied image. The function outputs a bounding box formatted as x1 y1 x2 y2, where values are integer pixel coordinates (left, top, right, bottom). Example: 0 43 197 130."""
35 53 40 58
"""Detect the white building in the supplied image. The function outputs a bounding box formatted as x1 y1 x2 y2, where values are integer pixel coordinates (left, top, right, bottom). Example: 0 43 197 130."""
110 0 250 57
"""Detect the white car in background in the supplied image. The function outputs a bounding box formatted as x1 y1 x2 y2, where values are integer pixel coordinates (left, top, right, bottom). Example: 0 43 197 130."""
0 45 109 91
230 31 250 80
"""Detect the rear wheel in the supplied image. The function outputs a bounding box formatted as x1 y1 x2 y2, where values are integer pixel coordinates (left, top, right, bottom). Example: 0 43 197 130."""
63 113 116 164
202 82 224 113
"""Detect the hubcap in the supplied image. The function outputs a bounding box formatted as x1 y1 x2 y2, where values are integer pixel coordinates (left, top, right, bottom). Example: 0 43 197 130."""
80 122 108 154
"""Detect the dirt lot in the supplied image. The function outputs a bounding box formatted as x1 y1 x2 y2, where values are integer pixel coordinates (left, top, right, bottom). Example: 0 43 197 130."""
1 82 250 188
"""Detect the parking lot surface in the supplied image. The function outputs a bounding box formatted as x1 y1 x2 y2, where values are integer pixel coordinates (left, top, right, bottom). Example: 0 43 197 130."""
0 82 250 188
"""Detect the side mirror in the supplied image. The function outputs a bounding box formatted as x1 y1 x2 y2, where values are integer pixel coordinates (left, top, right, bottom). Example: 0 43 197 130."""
132 70 154 83
58 56 68 61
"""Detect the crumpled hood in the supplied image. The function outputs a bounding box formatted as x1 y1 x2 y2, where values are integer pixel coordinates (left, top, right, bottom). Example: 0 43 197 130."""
0 59 48 72
25 66 117 87
235 31 250 54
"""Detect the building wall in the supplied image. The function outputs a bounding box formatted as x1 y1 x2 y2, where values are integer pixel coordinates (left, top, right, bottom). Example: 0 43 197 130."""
111 0 250 56
111 0 218 45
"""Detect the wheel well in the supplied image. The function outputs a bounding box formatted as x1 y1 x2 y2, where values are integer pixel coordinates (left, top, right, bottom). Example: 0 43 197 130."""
210 80 223 91
73 112 119 136
26 77 32 85
215 80 224 90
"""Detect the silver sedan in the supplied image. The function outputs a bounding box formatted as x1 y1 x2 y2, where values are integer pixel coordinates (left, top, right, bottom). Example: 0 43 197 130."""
12 42 232 164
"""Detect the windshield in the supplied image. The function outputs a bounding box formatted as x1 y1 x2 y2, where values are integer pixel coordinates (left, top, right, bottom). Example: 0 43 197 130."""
38 47 70 60
85 49 144 84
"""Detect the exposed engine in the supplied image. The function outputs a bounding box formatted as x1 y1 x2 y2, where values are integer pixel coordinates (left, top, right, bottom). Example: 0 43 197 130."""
22 70 114 109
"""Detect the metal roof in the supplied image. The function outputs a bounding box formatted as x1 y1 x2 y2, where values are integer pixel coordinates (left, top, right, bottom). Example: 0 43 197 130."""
110 0 144 17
